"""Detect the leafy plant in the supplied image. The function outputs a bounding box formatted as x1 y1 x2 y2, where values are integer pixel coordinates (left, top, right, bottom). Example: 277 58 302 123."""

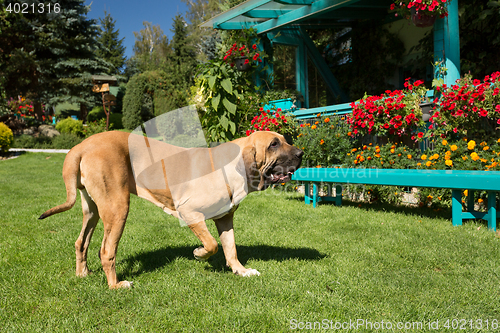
428 72 500 141
83 119 110 138
222 28 267 69
51 133 84 149
346 78 427 140
0 122 13 152
294 115 353 167
55 117 84 137
197 60 247 142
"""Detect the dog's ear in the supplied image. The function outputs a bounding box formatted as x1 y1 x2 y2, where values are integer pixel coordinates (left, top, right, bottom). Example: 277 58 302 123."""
242 145 265 191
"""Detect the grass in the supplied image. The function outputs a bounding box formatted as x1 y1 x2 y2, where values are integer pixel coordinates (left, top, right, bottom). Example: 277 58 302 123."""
1 153 500 332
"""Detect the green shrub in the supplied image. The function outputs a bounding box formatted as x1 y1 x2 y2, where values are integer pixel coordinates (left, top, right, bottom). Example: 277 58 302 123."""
0 122 13 152
11 135 52 149
83 119 109 138
51 133 84 149
87 106 105 122
55 117 84 137
109 113 123 129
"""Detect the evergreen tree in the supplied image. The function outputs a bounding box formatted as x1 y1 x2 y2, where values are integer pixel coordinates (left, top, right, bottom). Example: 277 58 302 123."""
96 11 126 75
0 0 109 120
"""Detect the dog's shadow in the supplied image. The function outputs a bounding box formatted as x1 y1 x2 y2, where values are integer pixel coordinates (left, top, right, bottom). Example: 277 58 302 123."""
120 245 326 278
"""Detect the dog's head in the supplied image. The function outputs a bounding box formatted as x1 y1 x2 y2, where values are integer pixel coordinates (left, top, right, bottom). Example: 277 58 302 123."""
241 131 303 191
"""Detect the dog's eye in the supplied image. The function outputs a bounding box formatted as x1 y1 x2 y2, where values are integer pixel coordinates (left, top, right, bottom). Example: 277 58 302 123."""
270 140 279 148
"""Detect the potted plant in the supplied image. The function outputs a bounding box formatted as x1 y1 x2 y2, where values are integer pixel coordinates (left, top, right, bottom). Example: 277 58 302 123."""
390 0 449 27
223 28 266 71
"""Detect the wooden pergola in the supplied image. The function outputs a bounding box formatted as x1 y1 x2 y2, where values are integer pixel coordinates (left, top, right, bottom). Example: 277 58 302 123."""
201 0 460 114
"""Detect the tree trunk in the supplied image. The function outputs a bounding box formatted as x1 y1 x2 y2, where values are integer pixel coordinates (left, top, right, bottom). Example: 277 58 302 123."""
34 101 43 122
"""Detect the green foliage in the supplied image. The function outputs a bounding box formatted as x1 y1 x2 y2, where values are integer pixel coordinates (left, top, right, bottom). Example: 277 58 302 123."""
122 73 149 130
11 133 83 149
0 122 13 152
83 119 109 138
294 115 353 167
109 113 123 129
87 106 105 122
55 118 84 137
50 133 84 149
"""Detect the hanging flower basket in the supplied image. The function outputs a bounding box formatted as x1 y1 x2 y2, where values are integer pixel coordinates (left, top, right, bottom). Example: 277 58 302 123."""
234 57 251 72
411 7 437 28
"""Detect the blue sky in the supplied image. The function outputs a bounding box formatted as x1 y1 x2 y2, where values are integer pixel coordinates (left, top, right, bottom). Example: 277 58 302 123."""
84 0 189 59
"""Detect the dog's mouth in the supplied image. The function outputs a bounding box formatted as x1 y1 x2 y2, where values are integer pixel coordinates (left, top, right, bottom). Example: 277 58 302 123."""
268 171 294 183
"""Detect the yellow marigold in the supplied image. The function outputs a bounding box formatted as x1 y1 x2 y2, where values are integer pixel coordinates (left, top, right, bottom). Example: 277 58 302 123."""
375 148 381 153
481 158 488 163
380 161 384 165
315 121 319 125
445 151 452 155
359 156 365 162
417 163 421 166
407 154 412 159
390 149 395 153
324 118 330 123
317 113 321 117
445 160 453 167
445 155 451 160
352 148 357 152
320 139 325 145
483 146 490 151
432 153 439 160
478 198 484 203
497 138 500 143
421 154 427 160
450 145 458 151
427 195 433 201
316 165 322 168
311 125 317 129
468 140 476 150
480 141 487 146
462 155 468 161
442 139 448 145
426 161 432 167
464 190 468 196
470 152 480 161
375 154 381 158
347 131 352 136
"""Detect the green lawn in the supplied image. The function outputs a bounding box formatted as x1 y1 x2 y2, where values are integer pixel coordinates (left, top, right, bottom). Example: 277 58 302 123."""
1 153 500 332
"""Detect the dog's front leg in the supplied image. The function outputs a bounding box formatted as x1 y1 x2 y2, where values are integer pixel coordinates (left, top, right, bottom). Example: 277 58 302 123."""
189 221 218 261
214 213 260 277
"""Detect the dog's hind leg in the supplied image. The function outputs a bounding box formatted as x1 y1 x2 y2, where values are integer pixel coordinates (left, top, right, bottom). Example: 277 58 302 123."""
98 194 132 289
189 221 218 261
75 188 99 277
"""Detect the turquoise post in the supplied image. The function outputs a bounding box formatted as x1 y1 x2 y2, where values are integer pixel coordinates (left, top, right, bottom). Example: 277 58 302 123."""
487 191 497 231
312 183 318 208
451 189 463 226
467 190 474 212
296 39 308 108
434 0 460 85
335 185 342 206
305 183 311 205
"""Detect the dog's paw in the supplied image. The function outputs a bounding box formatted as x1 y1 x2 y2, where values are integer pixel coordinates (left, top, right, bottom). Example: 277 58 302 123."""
110 280 133 289
240 268 261 277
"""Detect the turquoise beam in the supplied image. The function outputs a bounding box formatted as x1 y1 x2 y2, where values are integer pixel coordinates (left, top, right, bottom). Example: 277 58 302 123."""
433 0 460 85
296 39 309 107
298 27 348 102
208 0 274 29
253 0 361 34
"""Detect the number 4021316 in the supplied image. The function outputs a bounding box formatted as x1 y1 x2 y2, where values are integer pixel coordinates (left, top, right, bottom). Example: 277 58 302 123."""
6 2 61 14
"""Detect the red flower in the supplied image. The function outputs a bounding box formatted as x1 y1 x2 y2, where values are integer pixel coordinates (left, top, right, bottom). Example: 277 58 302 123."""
417 132 424 138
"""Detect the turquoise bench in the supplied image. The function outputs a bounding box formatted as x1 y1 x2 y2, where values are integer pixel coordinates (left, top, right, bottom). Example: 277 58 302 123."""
292 168 500 231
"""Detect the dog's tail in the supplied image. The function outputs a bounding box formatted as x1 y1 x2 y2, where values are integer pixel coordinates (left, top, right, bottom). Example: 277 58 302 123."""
39 149 81 220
